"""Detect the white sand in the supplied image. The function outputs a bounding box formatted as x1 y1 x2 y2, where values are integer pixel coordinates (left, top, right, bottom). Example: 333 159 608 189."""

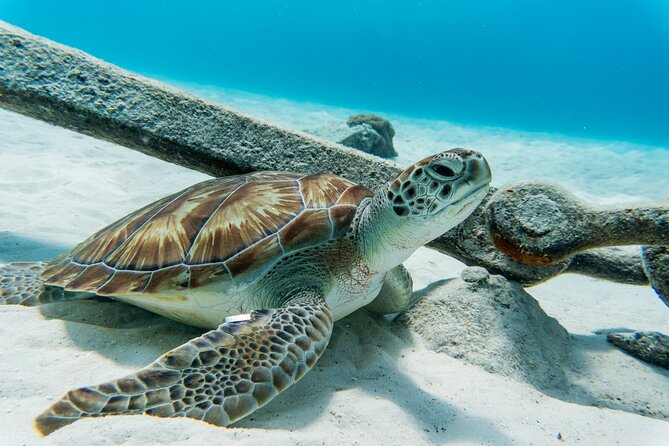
1 104 668 445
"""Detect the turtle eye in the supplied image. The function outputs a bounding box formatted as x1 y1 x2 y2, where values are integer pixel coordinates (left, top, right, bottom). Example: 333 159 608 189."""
432 164 455 178
427 160 462 181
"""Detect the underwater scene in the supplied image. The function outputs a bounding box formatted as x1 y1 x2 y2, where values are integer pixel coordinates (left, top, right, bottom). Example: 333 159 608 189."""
0 1 668 445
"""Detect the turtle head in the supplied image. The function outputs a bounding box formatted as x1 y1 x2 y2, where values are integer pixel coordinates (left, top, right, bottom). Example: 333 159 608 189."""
361 148 491 272
386 148 491 222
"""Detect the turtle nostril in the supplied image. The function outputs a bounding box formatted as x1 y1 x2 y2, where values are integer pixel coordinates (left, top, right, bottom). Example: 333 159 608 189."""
433 164 455 177
439 184 452 198
393 206 409 217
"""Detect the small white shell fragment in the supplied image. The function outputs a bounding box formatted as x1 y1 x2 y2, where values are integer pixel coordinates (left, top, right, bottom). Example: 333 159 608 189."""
224 313 253 323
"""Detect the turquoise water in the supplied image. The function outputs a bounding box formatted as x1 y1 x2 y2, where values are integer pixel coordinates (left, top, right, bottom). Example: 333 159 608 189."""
1 1 668 145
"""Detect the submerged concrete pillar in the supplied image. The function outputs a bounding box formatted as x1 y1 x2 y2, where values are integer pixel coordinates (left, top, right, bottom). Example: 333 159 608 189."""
0 20 399 186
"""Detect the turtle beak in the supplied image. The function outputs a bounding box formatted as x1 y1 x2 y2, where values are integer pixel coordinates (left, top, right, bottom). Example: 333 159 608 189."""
462 149 492 191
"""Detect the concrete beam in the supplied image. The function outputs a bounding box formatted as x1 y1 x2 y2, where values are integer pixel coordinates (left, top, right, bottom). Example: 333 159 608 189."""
0 21 657 290
0 20 399 187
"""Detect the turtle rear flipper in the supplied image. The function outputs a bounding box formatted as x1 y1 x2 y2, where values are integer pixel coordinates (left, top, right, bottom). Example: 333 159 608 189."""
0 262 46 305
35 291 333 435
0 262 91 306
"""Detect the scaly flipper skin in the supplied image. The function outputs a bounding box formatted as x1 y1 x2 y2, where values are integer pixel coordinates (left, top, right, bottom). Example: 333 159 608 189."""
35 291 333 436
365 265 414 315
0 262 92 306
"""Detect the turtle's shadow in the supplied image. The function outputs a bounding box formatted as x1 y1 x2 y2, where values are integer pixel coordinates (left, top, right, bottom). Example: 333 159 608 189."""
0 232 69 264
37 298 511 444
243 310 512 443
38 299 201 367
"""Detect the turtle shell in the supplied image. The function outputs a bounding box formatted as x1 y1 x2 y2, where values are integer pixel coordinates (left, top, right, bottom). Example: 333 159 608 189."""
42 172 373 296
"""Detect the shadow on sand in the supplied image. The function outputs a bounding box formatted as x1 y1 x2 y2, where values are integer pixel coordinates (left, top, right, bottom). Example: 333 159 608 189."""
403 279 669 422
34 296 513 444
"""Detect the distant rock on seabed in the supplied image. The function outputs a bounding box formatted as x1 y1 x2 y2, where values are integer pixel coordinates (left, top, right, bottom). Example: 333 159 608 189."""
339 123 385 156
346 114 398 158
607 331 669 369
304 114 398 158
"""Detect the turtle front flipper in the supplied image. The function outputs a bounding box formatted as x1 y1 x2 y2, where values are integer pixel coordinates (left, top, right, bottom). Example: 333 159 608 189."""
35 291 333 435
365 264 414 315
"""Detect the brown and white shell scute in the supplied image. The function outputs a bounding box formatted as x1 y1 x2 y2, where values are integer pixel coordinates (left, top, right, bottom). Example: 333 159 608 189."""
42 172 374 296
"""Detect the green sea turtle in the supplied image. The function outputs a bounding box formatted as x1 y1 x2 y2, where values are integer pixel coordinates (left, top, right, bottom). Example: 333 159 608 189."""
0 148 491 435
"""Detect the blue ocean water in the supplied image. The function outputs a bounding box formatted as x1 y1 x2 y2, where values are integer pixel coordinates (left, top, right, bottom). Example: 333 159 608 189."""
1 1 668 145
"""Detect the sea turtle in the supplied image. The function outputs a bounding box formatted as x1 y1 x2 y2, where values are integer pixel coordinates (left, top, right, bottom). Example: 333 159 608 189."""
0 148 491 435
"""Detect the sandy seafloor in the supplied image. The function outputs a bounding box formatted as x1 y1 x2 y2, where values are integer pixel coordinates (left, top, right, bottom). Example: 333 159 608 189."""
1 85 668 445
